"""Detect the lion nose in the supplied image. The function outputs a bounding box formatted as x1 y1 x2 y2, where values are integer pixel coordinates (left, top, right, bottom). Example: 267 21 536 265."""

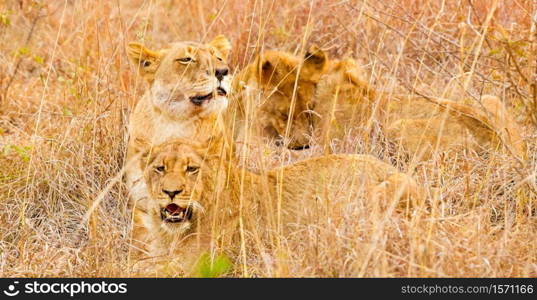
163 189 183 200
215 68 229 81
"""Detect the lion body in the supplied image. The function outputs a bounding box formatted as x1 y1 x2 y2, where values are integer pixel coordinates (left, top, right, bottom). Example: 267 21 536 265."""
125 41 525 276
130 140 423 275
235 47 526 160
312 58 525 159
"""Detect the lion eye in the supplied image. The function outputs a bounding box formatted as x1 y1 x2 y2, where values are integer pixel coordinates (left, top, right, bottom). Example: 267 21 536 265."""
155 166 165 173
186 166 199 174
176 57 193 63
216 57 223 61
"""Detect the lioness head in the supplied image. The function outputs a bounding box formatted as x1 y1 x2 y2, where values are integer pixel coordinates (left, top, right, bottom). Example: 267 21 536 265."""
127 36 232 120
139 140 211 234
238 46 327 149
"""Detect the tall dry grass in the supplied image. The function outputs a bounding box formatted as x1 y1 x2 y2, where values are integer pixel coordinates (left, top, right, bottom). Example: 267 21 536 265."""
0 0 535 277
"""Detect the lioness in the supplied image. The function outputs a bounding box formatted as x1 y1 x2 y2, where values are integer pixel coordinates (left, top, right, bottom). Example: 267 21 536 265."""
130 138 423 275
229 49 324 150
232 46 526 161
125 36 232 205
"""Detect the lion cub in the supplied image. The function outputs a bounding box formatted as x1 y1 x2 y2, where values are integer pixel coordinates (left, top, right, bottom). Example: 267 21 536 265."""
130 138 423 275
233 46 526 161
229 49 325 150
125 36 232 206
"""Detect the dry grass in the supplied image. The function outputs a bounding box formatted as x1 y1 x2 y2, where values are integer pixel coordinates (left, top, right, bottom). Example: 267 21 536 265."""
0 0 536 277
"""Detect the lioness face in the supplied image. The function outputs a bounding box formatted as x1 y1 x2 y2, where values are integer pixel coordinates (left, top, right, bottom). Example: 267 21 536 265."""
128 36 232 120
142 143 207 234
249 49 326 149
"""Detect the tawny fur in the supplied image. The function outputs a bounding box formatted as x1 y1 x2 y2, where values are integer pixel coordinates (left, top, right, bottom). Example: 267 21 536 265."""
313 55 525 160
130 139 424 275
228 48 325 150
125 36 232 207
234 46 526 161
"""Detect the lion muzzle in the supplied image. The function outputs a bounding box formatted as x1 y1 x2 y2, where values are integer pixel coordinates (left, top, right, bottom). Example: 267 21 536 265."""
160 203 194 223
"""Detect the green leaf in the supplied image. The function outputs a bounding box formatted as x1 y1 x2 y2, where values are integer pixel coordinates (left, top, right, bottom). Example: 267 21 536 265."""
193 252 232 278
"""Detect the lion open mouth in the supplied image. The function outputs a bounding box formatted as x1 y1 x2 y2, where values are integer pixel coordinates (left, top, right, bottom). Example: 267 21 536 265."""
189 87 227 106
160 203 193 223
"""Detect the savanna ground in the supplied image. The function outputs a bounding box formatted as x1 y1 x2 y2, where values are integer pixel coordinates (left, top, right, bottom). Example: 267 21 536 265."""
0 0 536 277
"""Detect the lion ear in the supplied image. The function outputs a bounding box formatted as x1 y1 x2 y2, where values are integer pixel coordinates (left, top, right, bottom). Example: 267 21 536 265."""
304 45 327 70
131 137 154 168
127 42 165 83
253 56 278 86
194 136 225 161
260 58 274 78
300 45 327 81
133 137 151 152
208 35 232 60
